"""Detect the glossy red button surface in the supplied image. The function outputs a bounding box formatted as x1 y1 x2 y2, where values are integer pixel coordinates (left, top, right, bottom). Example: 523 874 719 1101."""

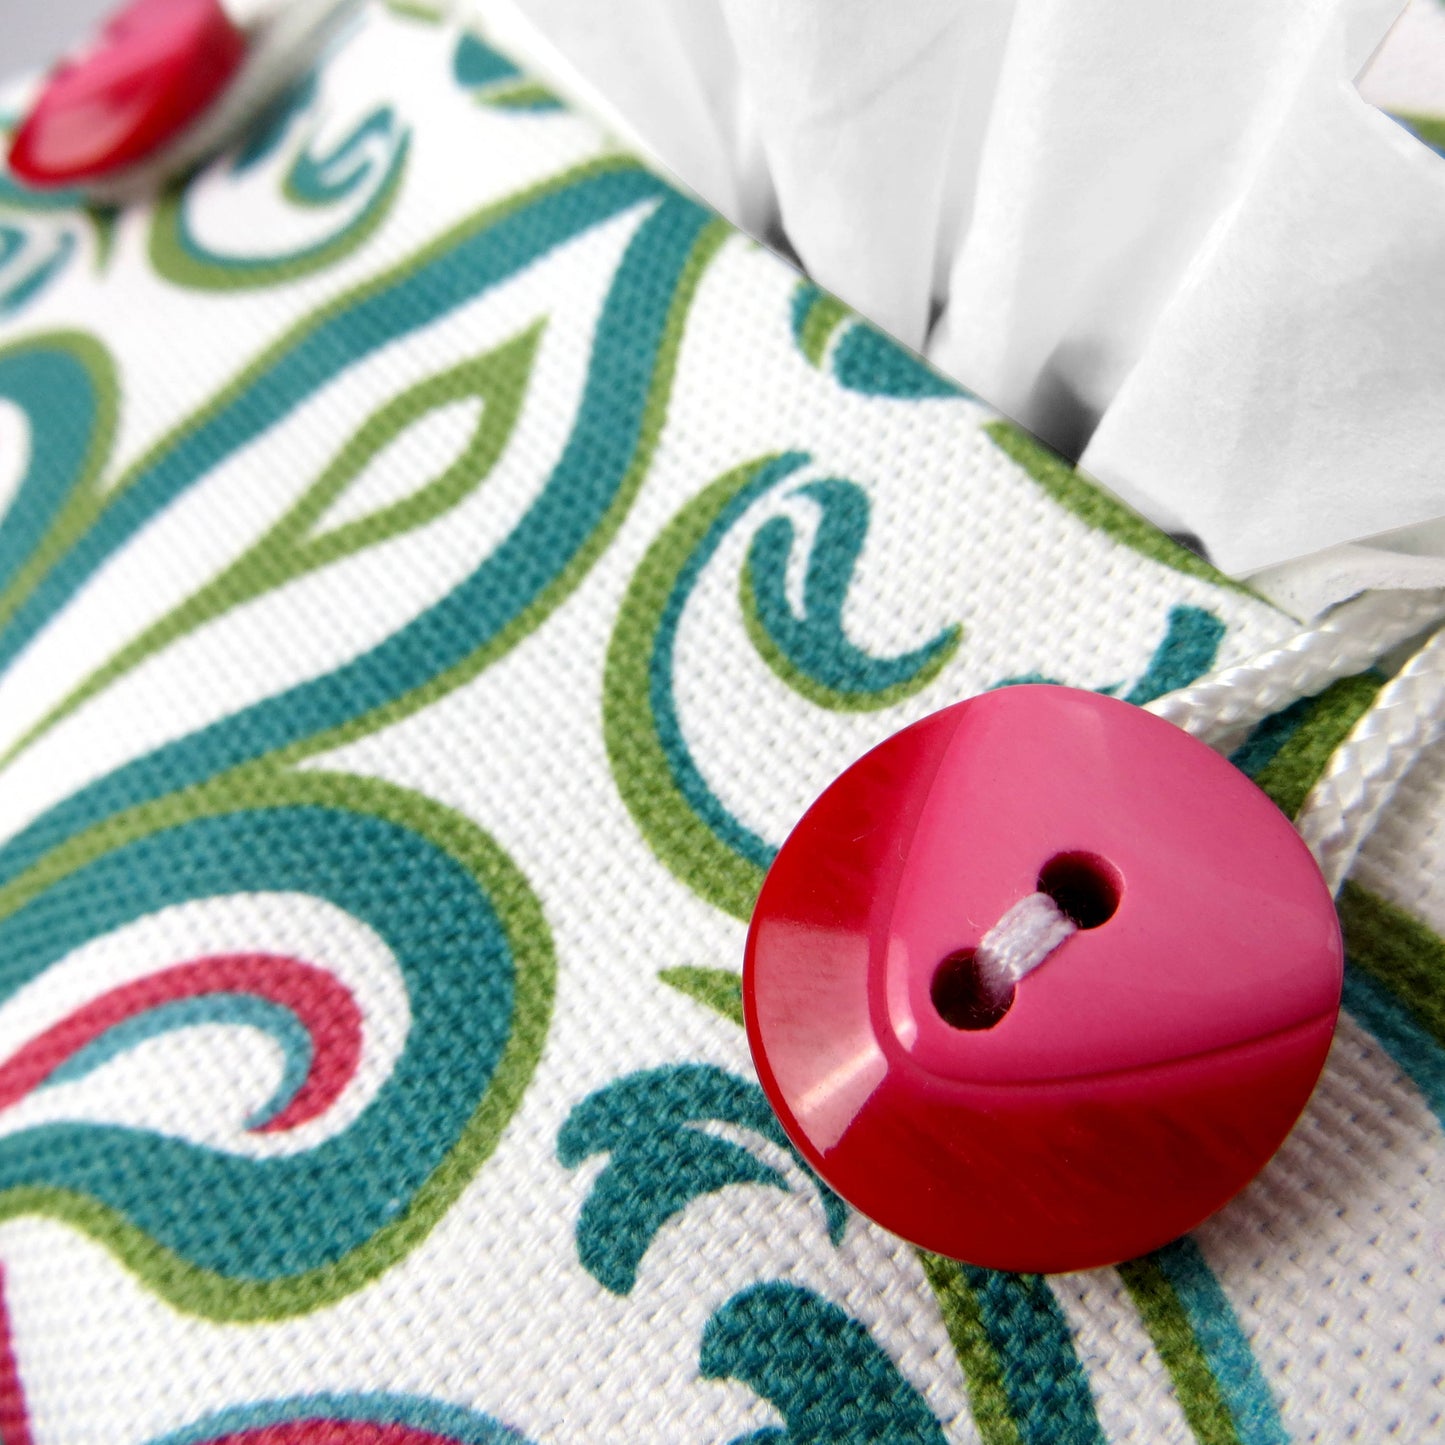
8 0 246 186
744 685 1343 1272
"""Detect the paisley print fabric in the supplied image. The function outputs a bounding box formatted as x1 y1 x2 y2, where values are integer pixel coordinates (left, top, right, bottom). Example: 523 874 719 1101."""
0 4 1440 1440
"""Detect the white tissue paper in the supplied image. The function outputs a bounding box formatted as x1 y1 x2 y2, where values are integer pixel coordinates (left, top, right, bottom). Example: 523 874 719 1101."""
471 0 1445 615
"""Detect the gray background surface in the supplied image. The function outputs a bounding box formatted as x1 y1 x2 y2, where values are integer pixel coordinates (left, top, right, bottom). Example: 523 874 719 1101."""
2 0 120 75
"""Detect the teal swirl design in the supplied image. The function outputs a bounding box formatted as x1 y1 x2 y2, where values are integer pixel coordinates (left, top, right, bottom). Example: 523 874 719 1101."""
0 332 116 604
991 604 1226 705
0 167 88 217
453 32 564 112
0 153 114 315
701 1282 947 1444
0 224 75 317
605 453 961 919
557 1064 845 1295
0 769 553 1321
0 161 722 878
454 32 521 90
1116 605 1226 704
656 974 1111 1445
3 327 542 762
790 280 959 399
231 73 321 174
148 46 410 289
741 478 962 710
0 160 728 1317
1118 1239 1289 1445
284 105 408 208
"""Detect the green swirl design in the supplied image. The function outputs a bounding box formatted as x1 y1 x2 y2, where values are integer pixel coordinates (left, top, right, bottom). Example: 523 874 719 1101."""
0 767 554 1322
606 454 961 919
606 455 801 919
1392 111 1445 158
0 331 117 610
0 161 715 805
0 158 727 1316
3 325 540 764
982 419 1254 594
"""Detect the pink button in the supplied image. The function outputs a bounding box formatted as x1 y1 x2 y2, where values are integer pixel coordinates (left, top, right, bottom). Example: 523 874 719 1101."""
744 684 1343 1272
8 0 246 187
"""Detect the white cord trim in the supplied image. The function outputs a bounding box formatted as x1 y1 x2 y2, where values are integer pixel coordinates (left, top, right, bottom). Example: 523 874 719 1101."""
1145 588 1445 747
1145 588 1445 895
974 892 1077 1001
1295 625 1445 894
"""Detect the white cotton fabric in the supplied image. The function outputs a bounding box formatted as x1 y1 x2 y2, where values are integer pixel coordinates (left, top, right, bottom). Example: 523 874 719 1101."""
975 891 1077 992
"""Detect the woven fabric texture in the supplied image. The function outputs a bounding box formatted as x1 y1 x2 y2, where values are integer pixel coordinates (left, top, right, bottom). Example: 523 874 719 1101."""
0 4 1440 1441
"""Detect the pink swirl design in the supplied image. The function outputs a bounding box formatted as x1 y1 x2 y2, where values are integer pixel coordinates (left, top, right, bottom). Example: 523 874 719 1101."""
188 1427 483 1444
0 954 363 1134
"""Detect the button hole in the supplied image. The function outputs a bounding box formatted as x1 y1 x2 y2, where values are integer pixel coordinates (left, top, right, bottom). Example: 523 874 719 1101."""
931 949 1014 1032
1038 851 1120 929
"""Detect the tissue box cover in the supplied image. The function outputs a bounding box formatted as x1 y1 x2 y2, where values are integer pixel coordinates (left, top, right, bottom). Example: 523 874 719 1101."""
0 3 1440 1439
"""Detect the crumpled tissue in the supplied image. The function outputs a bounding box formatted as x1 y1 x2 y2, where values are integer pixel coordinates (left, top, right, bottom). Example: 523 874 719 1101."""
473 0 1445 615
